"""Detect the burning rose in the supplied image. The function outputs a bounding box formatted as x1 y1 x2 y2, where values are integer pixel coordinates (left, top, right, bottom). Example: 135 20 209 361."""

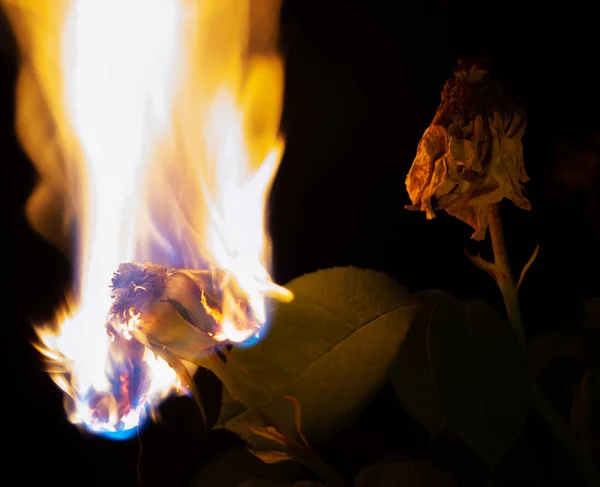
405 62 531 240
109 262 269 364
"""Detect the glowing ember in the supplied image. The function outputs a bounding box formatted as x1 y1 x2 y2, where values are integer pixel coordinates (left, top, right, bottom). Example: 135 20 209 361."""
4 0 291 437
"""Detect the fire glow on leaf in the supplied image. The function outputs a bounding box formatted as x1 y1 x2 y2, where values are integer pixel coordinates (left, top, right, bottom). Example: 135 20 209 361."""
218 267 419 449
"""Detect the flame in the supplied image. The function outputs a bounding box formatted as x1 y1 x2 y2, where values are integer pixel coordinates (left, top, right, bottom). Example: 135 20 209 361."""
4 0 291 437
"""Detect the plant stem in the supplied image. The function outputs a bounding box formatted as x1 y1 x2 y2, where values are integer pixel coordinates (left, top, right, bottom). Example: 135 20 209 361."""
487 206 525 347
208 350 353 487
486 204 598 486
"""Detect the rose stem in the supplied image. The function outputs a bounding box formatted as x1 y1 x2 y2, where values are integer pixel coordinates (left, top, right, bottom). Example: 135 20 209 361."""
488 205 525 346
487 204 598 486
207 350 353 487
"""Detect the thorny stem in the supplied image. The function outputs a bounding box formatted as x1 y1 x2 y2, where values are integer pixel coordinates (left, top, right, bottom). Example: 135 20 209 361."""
208 350 353 487
486 204 598 487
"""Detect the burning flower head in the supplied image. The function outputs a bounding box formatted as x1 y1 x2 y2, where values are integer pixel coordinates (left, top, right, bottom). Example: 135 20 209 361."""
405 61 531 240
109 262 276 364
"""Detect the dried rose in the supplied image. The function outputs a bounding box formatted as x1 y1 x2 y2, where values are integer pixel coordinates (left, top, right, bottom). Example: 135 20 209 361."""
405 62 531 240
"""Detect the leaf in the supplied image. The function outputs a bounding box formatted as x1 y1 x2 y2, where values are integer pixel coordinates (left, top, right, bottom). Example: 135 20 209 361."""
247 425 289 445
572 371 590 448
587 370 600 473
526 297 600 374
572 368 600 474
284 396 310 448
218 267 418 448
248 450 293 464
140 337 207 429
354 460 457 487
237 481 292 487
237 482 325 487
581 301 600 369
390 306 446 436
527 328 586 374
390 290 527 465
190 446 305 487
166 298 200 328
141 299 217 364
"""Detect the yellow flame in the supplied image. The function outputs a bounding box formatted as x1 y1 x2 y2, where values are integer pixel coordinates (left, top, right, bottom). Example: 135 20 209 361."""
4 0 290 435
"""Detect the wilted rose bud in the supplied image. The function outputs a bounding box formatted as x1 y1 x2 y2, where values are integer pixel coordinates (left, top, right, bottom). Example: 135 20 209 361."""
405 61 531 240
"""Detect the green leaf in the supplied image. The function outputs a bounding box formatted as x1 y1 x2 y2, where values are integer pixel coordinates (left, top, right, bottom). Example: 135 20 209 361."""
390 306 446 436
190 447 305 487
390 290 527 465
218 267 418 448
355 459 457 487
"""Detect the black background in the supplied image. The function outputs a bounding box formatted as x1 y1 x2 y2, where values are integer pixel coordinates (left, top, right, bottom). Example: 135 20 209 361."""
3 1 599 486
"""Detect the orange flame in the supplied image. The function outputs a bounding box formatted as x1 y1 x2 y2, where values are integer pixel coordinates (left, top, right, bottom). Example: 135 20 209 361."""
4 0 291 437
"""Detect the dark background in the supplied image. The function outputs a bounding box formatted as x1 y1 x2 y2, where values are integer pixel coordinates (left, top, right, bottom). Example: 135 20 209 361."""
3 0 599 485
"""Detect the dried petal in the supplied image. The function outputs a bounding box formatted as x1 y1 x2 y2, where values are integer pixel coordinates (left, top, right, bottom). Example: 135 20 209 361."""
405 125 450 219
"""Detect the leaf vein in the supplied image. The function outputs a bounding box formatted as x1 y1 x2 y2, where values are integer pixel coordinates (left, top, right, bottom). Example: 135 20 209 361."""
244 306 413 418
